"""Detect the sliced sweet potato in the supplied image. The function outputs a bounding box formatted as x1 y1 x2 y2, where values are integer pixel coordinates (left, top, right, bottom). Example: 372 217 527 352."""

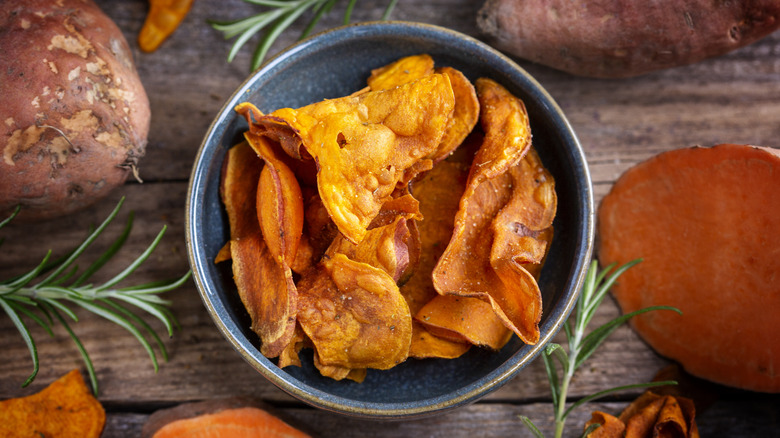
367 53 435 91
428 66 480 164
141 396 310 438
296 254 412 370
415 294 512 350
255 73 455 243
598 143 780 393
220 142 297 358
432 79 550 345
0 370 105 438
245 132 304 267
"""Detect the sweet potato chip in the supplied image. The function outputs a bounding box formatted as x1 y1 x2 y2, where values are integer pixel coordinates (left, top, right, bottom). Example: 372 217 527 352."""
467 77 532 193
256 73 455 243
243 132 305 267
220 142 297 358
584 411 626 438
585 391 700 438
367 57 479 165
296 254 412 370
326 216 413 283
312 350 367 383
432 79 551 345
0 370 105 438
490 147 556 268
428 67 480 163
367 54 435 91
408 323 471 359
415 295 512 350
277 324 306 369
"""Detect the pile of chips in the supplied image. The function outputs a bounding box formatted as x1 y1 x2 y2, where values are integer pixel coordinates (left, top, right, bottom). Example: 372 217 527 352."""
217 55 557 381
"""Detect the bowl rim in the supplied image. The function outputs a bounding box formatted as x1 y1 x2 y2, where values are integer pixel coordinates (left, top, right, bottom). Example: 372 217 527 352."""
185 20 595 419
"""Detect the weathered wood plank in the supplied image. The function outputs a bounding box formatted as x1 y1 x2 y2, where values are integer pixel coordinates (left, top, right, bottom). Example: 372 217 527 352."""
102 398 780 438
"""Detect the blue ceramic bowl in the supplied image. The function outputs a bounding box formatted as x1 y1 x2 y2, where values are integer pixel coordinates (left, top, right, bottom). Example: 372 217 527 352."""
186 21 594 419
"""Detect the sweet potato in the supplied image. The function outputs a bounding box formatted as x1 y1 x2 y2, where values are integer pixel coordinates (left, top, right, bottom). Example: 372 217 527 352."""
141 396 311 438
477 0 780 78
598 144 780 392
0 0 150 220
0 369 105 438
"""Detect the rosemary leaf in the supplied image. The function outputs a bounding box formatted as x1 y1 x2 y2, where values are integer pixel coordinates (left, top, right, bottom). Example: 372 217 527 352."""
522 259 681 438
96 226 167 292
0 198 189 394
46 303 98 394
0 297 39 386
212 0 398 71
72 211 134 288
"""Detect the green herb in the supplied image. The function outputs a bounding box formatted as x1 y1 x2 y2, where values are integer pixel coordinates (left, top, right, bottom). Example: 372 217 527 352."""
521 259 682 438
210 0 398 71
0 197 191 395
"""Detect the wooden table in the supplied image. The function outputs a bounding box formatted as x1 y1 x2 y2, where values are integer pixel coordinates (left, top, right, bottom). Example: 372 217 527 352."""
1 1 778 436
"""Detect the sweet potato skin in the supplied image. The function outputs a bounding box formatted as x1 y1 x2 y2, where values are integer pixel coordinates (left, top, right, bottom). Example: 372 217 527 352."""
478 0 780 78
597 144 780 393
0 0 150 221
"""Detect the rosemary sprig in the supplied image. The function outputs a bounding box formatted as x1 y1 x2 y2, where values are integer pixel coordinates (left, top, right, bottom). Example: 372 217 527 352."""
521 259 682 438
0 197 191 395
210 0 398 71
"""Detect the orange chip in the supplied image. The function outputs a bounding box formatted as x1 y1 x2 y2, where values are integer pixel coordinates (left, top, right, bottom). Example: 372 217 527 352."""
490 147 556 269
256 73 455 243
296 254 412 370
584 411 626 438
0 370 105 438
326 216 414 283
408 322 471 360
367 54 435 91
244 132 305 268
431 79 552 345
428 67 480 163
467 77 532 194
415 294 512 350
220 142 297 358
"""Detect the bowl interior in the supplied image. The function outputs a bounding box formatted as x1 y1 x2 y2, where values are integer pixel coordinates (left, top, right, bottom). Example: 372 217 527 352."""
187 21 593 419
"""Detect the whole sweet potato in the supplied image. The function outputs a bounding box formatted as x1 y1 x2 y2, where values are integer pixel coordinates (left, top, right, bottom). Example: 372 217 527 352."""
0 0 150 220
477 0 780 78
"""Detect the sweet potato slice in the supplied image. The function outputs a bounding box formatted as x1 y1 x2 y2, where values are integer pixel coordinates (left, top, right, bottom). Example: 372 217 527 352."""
467 77 532 194
141 396 310 438
408 323 471 359
598 143 780 393
367 54 435 91
432 80 550 345
296 254 412 370
220 142 297 358
255 73 455 243
428 66 480 164
415 294 512 350
0 370 105 438
367 57 479 164
244 132 305 267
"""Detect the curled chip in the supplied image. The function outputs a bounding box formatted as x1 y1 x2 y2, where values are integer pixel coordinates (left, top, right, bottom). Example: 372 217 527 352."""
296 254 412 370
367 54 435 91
245 132 305 267
220 142 297 358
415 295 512 351
255 73 455 243
433 79 553 345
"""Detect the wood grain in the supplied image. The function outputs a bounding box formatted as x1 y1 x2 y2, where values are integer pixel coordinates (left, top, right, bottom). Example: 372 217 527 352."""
1 0 778 436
